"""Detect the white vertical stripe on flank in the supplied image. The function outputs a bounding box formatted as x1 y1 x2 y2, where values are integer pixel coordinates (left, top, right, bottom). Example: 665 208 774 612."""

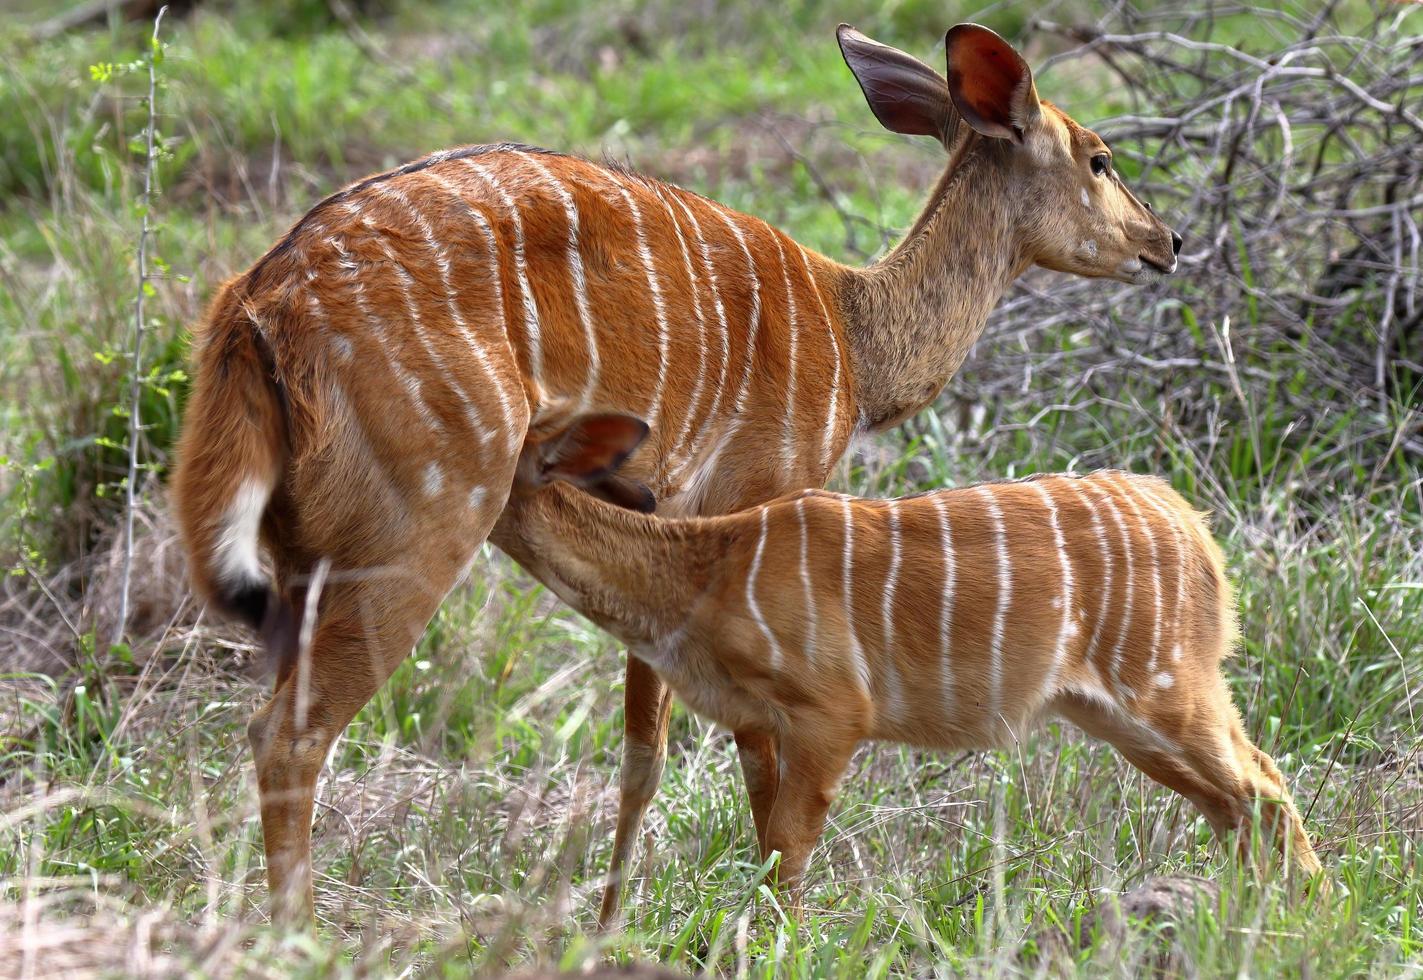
655 184 711 479
1138 481 1189 664
1031 479 1075 702
516 152 600 410
691 207 764 474
771 232 800 480
746 506 783 670
880 499 907 727
463 159 544 389
1086 480 1137 699
324 235 444 434
598 174 670 431
795 497 817 667
354 206 489 444
929 493 956 714
669 191 732 472
975 485 1011 731
714 208 764 418
1069 480 1115 685
417 172 524 452
1104 474 1162 676
793 243 842 476
838 496 872 697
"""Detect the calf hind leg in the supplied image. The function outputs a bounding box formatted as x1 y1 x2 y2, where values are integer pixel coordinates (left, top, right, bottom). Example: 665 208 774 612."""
1054 689 1322 879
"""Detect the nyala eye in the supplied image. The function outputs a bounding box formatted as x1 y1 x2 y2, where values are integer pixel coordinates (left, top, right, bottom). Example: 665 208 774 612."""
1090 154 1111 177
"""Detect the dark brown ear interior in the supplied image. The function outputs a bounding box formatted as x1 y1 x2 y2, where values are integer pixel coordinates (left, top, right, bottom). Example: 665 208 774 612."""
540 414 650 485
837 24 953 142
944 23 1039 142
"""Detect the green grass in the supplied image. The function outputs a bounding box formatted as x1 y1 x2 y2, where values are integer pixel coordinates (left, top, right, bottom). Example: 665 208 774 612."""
2 0 1420 976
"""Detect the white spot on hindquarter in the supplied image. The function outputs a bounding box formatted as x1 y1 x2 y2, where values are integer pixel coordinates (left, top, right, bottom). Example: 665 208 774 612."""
1154 672 1175 688
468 485 488 513
330 333 353 361
422 462 445 497
214 477 273 585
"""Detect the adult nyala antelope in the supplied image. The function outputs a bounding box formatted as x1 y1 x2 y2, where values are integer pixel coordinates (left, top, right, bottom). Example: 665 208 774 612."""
172 23 1182 920
504 413 1324 906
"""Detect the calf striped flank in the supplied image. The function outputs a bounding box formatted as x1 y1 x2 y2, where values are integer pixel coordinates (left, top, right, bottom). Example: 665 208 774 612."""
502 414 1325 904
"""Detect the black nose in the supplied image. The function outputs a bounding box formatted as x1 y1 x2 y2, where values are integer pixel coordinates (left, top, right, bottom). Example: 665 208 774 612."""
1144 201 1153 212
1171 231 1183 255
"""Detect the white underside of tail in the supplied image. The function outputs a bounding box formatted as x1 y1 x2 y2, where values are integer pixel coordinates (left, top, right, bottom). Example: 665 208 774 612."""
214 476 273 586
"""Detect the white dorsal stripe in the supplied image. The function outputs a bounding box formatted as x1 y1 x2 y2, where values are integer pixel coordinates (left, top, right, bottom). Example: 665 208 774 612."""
463 159 544 390
1106 474 1162 677
1069 480 1115 686
746 506 783 670
1086 480 1136 698
668 191 732 480
324 237 445 435
770 232 800 481
929 493 956 717
515 152 600 411
418 171 524 452
599 174 670 433
793 242 842 476
1031 479 1074 701
795 497 817 666
838 495 872 697
653 184 711 482
975 485 1011 730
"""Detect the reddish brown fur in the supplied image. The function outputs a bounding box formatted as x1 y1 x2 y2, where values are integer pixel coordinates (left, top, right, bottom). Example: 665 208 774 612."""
170 25 1183 922
501 415 1324 907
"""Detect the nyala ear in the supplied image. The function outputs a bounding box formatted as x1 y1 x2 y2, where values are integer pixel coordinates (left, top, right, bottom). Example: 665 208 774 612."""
944 24 1040 143
837 24 953 143
587 474 657 514
539 413 650 487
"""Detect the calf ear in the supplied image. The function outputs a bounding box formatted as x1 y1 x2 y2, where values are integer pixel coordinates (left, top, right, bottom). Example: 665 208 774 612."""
540 414 650 486
944 24 1040 143
589 474 657 514
837 24 953 143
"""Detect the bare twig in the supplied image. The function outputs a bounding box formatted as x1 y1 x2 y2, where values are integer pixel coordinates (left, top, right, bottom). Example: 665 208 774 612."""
114 6 167 651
